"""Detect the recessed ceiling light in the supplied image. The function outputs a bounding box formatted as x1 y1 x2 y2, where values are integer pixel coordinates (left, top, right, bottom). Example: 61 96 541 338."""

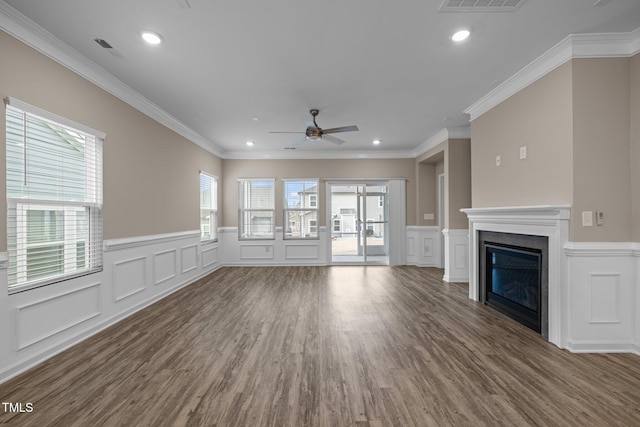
252 117 260 122
372 140 381 145
141 31 163 45
451 30 470 42
246 141 255 146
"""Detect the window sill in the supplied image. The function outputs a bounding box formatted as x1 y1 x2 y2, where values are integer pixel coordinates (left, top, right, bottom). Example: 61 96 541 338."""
8 268 103 295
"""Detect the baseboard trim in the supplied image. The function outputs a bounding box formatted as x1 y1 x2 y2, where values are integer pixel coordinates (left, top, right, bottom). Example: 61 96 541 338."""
223 261 326 267
443 274 470 283
567 340 640 356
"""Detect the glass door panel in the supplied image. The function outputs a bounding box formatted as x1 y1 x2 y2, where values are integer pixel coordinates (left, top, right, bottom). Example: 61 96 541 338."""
330 183 388 264
330 185 363 262
362 185 388 263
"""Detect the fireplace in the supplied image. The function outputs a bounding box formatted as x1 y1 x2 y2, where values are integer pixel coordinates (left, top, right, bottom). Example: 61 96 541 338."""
461 205 570 348
479 231 548 338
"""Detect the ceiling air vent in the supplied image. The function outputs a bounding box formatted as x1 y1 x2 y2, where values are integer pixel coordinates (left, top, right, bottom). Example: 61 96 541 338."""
93 37 124 59
439 0 526 12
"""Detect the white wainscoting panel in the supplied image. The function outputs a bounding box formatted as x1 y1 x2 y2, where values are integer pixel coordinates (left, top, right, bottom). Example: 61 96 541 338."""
589 273 620 324
241 244 275 260
220 227 327 266
113 256 147 302
181 244 199 274
202 244 219 269
0 230 221 385
154 249 177 286
16 283 101 351
407 236 416 259
406 226 442 267
565 242 637 354
285 243 320 260
443 229 469 283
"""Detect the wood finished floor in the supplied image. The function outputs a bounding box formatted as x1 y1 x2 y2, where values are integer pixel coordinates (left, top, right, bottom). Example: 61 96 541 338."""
1 266 640 426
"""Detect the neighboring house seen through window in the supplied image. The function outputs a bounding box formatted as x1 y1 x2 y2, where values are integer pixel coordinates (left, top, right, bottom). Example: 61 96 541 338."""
5 98 104 293
283 179 319 239
200 172 218 242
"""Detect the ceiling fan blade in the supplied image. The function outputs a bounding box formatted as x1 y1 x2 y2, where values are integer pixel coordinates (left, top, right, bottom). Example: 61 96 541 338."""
322 125 359 134
322 134 345 145
268 131 305 134
293 136 308 146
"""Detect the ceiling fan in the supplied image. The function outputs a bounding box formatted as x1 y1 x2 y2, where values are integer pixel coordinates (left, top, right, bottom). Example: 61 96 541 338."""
269 109 359 145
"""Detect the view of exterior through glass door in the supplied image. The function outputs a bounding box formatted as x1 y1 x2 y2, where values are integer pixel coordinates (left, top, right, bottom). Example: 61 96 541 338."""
329 183 389 264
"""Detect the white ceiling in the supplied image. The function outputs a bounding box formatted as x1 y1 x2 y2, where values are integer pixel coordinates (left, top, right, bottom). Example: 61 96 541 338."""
3 0 640 158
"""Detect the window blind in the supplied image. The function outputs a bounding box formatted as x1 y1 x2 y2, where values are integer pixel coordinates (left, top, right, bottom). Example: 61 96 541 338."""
238 179 275 239
200 172 218 241
5 98 104 292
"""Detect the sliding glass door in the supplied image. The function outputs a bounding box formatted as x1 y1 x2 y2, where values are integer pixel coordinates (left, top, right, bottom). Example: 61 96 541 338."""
329 183 388 264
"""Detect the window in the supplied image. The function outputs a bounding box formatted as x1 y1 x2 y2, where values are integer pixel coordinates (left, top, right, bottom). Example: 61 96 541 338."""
283 179 319 239
200 172 218 242
333 218 341 232
5 98 103 292
238 179 275 239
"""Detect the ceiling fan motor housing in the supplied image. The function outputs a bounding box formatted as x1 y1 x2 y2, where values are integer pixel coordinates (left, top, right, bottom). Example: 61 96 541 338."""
305 127 322 140
307 109 322 139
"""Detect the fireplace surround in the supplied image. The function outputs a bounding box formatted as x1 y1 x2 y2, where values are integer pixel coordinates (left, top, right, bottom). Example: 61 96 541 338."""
462 205 571 349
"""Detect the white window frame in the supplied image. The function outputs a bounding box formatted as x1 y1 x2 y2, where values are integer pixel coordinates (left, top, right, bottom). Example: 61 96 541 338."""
200 172 218 242
15 203 88 285
238 178 276 240
283 179 319 240
5 97 104 293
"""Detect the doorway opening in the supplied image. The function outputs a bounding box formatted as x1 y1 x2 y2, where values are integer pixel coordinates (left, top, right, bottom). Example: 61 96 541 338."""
329 183 389 264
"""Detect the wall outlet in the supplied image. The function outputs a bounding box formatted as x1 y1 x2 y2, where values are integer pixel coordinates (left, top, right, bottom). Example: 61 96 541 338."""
596 211 604 226
496 155 501 166
582 211 593 227
519 146 527 159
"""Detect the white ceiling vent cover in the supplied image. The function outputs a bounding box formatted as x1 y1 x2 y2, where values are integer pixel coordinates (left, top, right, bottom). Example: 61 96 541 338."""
439 0 526 12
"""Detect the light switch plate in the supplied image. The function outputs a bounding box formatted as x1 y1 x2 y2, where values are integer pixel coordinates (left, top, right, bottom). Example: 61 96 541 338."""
520 146 527 159
582 211 593 227
496 155 501 166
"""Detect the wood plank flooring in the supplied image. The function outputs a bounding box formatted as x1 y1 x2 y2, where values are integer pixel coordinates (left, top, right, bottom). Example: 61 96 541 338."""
1 266 639 426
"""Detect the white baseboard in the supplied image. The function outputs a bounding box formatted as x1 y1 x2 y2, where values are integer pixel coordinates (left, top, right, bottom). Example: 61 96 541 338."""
443 274 470 283
567 340 640 356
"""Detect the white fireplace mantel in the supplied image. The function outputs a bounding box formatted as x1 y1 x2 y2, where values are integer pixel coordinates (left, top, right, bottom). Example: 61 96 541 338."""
461 205 571 349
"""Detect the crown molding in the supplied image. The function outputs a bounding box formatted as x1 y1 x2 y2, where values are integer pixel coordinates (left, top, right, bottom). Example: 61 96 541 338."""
0 2 224 158
465 27 640 121
221 149 416 160
412 126 470 158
